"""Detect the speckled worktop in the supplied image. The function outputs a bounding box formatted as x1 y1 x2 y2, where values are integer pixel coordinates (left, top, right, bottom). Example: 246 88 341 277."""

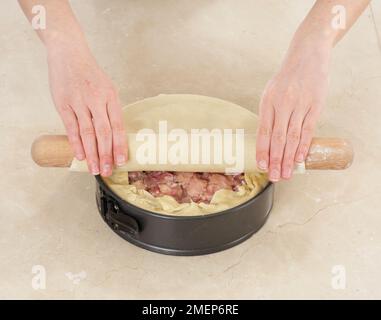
1 0 381 299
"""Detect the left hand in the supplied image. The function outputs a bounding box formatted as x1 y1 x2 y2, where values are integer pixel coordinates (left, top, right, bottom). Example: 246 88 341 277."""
256 40 331 182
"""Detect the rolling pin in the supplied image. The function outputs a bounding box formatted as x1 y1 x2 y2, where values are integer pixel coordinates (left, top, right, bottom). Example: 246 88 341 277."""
31 135 354 171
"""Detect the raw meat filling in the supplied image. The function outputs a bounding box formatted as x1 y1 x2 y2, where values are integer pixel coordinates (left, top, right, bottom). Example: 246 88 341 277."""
128 171 246 204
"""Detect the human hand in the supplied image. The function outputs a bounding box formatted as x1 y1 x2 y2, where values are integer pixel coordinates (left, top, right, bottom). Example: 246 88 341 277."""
256 41 331 182
47 41 127 177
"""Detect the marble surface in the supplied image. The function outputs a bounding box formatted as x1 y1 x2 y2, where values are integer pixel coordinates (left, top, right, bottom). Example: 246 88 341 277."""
1 0 381 299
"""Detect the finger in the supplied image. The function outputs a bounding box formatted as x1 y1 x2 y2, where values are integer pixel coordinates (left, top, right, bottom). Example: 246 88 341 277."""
269 111 289 182
281 111 305 180
77 111 100 175
256 96 274 172
91 104 113 177
296 109 318 163
107 95 127 167
57 104 85 160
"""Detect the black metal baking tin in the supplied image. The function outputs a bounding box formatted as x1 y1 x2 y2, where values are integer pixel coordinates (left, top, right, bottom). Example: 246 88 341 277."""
95 175 274 256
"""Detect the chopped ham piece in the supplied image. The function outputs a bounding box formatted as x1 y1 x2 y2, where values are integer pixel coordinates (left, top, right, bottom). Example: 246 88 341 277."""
128 171 245 204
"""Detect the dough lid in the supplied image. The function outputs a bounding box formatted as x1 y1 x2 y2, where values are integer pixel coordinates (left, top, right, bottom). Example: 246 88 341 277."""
71 94 259 173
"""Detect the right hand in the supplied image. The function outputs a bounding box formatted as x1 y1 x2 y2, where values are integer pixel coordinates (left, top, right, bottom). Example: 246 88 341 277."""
256 40 330 182
46 41 127 177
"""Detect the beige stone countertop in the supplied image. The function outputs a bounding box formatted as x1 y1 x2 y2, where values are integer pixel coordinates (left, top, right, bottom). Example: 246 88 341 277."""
1 0 380 299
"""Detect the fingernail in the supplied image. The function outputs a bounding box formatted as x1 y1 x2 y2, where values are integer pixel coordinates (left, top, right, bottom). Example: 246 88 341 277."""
296 153 304 162
75 153 85 161
91 163 99 175
102 163 111 176
116 154 126 166
258 160 268 171
269 169 280 182
282 167 292 179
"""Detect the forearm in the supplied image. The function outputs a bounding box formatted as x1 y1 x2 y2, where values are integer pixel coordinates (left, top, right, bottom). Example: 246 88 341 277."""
292 0 370 49
278 0 370 75
257 1 370 181
18 0 88 51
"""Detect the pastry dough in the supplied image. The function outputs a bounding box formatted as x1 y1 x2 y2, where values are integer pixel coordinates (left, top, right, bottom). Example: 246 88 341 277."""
70 94 259 173
103 171 268 216
71 94 269 216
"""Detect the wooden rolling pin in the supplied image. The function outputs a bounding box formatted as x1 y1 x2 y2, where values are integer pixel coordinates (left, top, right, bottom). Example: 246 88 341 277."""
31 135 354 171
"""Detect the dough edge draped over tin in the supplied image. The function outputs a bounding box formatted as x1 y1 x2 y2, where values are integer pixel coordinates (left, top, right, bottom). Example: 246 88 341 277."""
103 171 268 216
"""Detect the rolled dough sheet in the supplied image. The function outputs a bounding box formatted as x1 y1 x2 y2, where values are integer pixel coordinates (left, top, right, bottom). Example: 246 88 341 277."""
70 94 259 173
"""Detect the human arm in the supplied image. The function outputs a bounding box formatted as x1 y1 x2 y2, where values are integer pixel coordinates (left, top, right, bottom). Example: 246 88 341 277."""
256 0 370 181
18 0 127 176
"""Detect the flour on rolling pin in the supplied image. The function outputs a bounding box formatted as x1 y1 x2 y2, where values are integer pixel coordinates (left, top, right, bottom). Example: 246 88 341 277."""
304 138 354 170
307 144 334 161
293 161 306 174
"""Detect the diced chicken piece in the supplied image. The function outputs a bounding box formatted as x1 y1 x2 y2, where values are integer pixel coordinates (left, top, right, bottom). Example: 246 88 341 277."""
127 171 245 204
174 172 193 186
186 175 208 203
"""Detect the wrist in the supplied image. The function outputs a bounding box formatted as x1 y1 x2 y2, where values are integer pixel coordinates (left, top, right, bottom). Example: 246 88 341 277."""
44 29 90 56
292 14 338 51
283 27 332 66
291 27 334 56
278 32 332 79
